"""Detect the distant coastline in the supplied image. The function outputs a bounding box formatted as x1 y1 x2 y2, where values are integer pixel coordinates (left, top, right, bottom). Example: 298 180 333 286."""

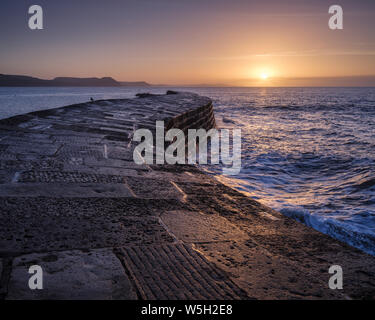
2 73 375 88
0 74 150 87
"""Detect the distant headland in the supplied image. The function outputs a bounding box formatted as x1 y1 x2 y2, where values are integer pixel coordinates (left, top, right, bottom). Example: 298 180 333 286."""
0 74 150 87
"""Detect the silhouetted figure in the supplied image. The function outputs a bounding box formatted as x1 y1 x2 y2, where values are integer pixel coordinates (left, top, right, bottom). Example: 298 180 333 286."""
90 97 94 102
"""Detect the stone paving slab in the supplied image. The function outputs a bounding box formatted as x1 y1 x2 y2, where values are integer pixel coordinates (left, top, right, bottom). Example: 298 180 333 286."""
106 146 134 161
84 157 148 171
194 241 342 300
140 170 213 184
18 170 126 184
125 176 183 199
176 181 240 198
61 165 141 179
0 183 134 198
161 210 248 243
115 244 248 300
6 144 61 157
0 198 176 254
6 248 137 300
52 135 103 145
0 159 64 171
56 145 104 160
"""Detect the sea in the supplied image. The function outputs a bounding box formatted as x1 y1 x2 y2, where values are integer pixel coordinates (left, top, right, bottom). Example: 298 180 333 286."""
0 86 374 255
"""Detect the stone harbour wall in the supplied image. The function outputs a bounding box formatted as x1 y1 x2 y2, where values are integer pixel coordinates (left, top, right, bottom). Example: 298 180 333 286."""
0 91 374 300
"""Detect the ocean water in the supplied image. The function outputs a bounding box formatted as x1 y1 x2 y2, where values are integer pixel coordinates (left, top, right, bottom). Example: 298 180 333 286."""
1 86 374 255
193 87 375 256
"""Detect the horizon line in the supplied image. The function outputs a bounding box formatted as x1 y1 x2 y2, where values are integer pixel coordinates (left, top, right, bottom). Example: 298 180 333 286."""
2 73 375 87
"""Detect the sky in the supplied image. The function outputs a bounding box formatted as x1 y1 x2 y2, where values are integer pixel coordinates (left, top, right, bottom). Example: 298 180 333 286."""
1 0 375 86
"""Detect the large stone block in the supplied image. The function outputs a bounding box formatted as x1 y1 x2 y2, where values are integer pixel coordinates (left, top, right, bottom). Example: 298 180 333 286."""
115 244 248 299
161 210 248 242
7 249 137 300
0 197 175 254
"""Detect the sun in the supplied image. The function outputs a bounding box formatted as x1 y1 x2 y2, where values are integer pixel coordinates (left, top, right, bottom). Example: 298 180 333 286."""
245 67 275 82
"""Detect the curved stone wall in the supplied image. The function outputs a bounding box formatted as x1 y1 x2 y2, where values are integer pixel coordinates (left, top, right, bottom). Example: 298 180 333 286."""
165 100 216 133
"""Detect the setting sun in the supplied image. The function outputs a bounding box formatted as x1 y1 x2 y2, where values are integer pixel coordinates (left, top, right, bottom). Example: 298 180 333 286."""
261 73 269 80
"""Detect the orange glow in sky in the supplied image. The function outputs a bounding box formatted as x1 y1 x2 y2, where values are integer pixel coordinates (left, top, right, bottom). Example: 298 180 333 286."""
1 1 375 86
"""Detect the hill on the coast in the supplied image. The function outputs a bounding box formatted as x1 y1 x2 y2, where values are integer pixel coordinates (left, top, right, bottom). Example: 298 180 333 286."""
0 74 150 87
